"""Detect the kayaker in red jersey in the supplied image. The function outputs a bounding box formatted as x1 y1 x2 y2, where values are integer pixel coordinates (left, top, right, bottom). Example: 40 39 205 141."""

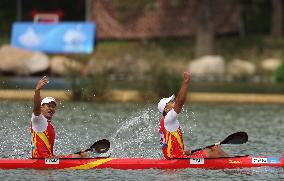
158 72 229 159
31 76 88 158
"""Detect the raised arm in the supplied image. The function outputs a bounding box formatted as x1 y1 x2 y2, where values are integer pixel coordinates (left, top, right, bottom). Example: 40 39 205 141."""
173 72 190 114
33 76 49 116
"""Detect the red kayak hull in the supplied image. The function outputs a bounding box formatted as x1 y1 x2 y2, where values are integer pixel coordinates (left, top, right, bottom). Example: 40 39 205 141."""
0 156 283 170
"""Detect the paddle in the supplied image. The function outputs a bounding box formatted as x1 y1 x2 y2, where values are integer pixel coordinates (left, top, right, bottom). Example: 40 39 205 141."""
191 131 248 154
75 139 110 154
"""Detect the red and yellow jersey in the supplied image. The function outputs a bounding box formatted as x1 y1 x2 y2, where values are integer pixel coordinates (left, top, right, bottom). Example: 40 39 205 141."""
31 120 55 158
159 117 186 159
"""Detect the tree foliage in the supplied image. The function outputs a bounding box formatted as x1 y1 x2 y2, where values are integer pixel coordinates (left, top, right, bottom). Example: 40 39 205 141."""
274 60 284 82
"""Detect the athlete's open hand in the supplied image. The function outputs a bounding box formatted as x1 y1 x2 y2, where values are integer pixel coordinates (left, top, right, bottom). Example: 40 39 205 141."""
183 72 190 83
35 76 49 91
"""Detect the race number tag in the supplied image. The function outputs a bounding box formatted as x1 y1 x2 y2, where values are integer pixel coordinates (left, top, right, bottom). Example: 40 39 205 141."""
190 158 204 164
45 158 59 164
252 158 267 164
252 157 280 164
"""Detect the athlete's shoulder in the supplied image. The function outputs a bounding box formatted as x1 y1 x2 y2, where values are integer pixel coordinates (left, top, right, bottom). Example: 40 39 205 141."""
31 113 48 124
165 109 178 120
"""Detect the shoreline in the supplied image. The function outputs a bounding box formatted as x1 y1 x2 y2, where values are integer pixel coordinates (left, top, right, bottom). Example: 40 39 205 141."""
1 90 284 104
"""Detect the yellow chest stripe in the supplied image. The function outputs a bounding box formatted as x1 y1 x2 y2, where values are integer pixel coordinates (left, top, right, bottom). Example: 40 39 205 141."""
35 132 52 153
166 129 184 157
65 158 113 170
171 131 184 148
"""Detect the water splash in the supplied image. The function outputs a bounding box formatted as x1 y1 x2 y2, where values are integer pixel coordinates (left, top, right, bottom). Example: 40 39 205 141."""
182 107 198 141
109 107 162 158
98 104 199 158
0 103 31 158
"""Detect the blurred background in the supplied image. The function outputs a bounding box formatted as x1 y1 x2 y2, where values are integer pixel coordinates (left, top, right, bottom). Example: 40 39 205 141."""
1 0 284 102
0 2 283 179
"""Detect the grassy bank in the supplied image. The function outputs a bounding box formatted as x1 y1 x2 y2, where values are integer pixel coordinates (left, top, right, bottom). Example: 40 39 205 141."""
66 35 284 100
2 34 283 60
92 35 284 64
2 35 284 101
2 35 284 70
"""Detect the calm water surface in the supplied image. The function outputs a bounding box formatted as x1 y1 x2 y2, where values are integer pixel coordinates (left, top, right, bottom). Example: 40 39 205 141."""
0 101 283 180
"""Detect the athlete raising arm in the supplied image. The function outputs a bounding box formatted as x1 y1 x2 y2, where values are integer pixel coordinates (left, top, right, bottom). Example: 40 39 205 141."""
31 76 87 158
158 72 229 159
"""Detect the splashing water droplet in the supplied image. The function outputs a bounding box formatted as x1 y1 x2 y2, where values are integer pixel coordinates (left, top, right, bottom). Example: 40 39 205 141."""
109 107 160 158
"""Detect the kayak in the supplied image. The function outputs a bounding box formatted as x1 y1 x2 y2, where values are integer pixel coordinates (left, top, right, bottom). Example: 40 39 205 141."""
0 156 283 170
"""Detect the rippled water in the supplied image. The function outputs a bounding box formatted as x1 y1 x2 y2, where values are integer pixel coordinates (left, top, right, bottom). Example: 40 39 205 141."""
0 101 283 180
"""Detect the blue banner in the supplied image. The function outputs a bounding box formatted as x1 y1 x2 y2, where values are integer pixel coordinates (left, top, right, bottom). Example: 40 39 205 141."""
11 22 96 54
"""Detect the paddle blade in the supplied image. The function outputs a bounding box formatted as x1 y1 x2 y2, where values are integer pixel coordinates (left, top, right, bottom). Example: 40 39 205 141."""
90 139 110 153
221 132 248 145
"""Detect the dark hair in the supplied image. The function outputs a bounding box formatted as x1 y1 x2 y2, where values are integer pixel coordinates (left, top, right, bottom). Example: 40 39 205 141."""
163 111 167 117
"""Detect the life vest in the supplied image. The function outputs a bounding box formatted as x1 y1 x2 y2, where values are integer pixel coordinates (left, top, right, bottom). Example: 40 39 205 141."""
159 116 186 159
31 120 55 158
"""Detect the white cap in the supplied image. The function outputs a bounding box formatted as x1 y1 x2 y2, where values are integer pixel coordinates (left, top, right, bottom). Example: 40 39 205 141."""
157 94 175 113
41 97 57 106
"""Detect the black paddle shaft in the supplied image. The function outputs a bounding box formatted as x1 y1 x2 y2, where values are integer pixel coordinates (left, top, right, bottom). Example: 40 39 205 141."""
191 132 248 154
